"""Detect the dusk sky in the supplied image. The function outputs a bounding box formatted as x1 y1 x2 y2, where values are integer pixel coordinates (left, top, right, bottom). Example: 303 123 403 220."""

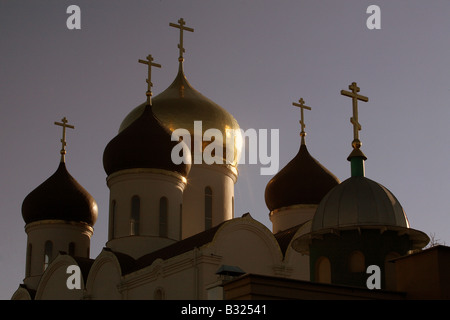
2 1 450 299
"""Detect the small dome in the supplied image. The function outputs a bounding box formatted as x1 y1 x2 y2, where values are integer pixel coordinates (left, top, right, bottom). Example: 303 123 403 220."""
119 66 242 168
265 144 340 211
312 176 408 232
22 162 98 226
103 104 191 177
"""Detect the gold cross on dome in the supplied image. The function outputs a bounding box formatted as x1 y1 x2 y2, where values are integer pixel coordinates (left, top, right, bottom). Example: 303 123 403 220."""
138 54 161 105
169 18 194 61
292 98 311 145
341 82 369 149
54 117 74 163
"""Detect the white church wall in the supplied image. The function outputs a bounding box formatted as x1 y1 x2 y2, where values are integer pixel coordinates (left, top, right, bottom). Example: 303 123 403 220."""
35 254 85 300
209 215 283 277
182 164 236 239
270 204 317 234
86 250 122 299
24 220 93 290
106 169 185 258
282 222 312 281
120 248 223 300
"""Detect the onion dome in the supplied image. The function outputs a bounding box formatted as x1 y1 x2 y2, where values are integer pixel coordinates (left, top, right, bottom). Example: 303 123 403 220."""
265 97 339 211
120 18 241 169
265 143 340 211
22 161 98 226
103 104 191 177
119 63 242 169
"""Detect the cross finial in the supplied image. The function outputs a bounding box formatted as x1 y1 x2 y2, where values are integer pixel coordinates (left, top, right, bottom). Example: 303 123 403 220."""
169 18 194 62
54 117 74 163
341 82 369 149
292 98 312 145
138 54 161 105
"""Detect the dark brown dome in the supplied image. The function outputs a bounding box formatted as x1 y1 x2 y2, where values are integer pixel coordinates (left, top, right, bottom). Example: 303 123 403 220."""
22 162 98 226
103 104 191 177
265 143 340 211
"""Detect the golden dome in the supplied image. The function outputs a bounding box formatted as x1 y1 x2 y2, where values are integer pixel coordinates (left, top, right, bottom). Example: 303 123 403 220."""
119 64 242 170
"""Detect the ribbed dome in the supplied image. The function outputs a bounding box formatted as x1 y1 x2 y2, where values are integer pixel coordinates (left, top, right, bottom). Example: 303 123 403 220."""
103 104 191 177
22 162 98 226
312 176 409 232
119 66 242 168
265 143 340 211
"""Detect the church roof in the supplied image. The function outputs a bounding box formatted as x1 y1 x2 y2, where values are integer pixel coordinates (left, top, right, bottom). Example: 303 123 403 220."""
273 222 308 257
102 248 138 275
104 221 227 276
129 221 226 274
102 104 191 177
17 284 36 300
71 256 96 285
22 162 98 226
119 64 242 168
312 176 409 231
265 143 340 211
110 215 302 275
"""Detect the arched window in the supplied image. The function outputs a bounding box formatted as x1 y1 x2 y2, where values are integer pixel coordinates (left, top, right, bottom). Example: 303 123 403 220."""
348 250 365 273
109 200 116 239
44 241 53 271
26 243 32 277
315 256 331 284
154 287 165 300
205 186 213 230
69 242 76 256
159 197 168 237
130 195 140 236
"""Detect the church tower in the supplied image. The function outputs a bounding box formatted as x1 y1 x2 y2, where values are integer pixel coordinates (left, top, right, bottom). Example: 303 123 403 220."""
118 18 242 239
292 83 429 289
265 98 339 233
103 55 191 259
21 118 98 290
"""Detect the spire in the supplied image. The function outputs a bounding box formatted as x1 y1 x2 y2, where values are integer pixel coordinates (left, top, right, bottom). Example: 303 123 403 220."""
340 82 369 177
138 54 161 105
54 117 74 163
169 18 194 70
292 98 311 145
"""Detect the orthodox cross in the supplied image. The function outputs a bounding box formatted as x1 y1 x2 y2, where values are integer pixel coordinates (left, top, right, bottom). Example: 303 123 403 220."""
138 54 161 105
292 98 311 145
169 18 194 62
340 82 368 149
54 117 74 163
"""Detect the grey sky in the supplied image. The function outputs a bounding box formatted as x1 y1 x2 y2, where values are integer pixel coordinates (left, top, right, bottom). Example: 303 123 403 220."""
2 1 450 299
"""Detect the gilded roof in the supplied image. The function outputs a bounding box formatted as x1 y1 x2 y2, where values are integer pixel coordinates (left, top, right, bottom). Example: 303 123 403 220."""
119 66 242 168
